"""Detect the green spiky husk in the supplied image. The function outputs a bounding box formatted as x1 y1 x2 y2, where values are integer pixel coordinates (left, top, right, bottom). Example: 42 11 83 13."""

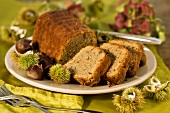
49 64 71 84
122 87 145 108
113 87 145 113
10 51 20 63
143 85 170 101
17 53 39 70
18 7 38 25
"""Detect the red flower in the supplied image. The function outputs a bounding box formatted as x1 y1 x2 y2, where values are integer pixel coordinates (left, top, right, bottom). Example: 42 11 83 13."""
130 19 150 35
109 0 155 36
123 1 136 18
135 1 154 19
109 12 129 30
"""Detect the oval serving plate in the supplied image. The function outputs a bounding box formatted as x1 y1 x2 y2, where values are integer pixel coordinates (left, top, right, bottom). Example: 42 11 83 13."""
5 45 156 94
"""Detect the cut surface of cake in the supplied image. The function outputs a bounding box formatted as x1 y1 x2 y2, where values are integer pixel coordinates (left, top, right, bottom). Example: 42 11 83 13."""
64 46 111 86
109 39 146 77
32 10 97 64
100 43 131 86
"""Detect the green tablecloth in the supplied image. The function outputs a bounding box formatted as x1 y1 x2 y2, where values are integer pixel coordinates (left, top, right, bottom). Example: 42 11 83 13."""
0 0 170 113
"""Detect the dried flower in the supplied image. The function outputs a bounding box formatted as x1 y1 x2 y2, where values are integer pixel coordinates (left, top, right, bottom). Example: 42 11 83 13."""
123 1 136 19
130 19 151 36
109 0 165 40
0 22 27 43
9 25 27 39
113 87 145 113
116 13 129 29
135 1 154 19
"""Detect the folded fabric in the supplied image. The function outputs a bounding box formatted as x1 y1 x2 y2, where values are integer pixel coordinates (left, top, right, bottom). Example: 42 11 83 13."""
0 80 84 113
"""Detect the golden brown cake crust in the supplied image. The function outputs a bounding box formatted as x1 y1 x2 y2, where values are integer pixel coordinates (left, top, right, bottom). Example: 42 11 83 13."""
32 10 97 64
109 39 146 77
100 43 131 86
64 46 111 86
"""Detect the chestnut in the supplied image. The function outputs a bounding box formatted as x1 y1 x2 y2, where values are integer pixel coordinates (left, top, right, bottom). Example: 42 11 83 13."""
38 53 54 69
39 55 54 80
16 39 32 54
26 64 44 80
40 58 53 70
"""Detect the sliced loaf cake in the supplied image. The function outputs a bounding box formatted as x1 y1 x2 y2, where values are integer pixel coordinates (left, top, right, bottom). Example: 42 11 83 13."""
109 39 146 77
32 10 97 65
100 43 131 86
64 46 111 86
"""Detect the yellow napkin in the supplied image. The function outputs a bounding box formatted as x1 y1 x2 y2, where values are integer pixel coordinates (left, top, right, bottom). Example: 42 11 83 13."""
0 80 84 113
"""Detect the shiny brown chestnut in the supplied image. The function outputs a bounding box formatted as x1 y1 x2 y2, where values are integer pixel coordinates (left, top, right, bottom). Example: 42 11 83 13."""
39 57 53 70
39 55 54 80
16 39 32 54
38 53 54 69
26 64 44 80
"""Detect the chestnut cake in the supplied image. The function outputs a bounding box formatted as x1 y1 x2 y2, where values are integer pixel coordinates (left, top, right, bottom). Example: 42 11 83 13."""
64 46 111 86
109 39 146 77
32 10 97 64
100 43 131 86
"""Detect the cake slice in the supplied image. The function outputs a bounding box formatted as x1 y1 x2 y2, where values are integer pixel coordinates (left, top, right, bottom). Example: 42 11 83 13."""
64 46 111 86
109 39 146 77
100 43 131 86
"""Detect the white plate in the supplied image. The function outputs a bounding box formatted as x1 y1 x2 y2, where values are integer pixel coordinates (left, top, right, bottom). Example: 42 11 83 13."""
5 45 156 94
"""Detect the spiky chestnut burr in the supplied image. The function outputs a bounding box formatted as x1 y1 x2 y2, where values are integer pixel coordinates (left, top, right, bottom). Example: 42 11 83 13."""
143 77 170 101
49 64 71 84
17 53 39 70
112 87 145 113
